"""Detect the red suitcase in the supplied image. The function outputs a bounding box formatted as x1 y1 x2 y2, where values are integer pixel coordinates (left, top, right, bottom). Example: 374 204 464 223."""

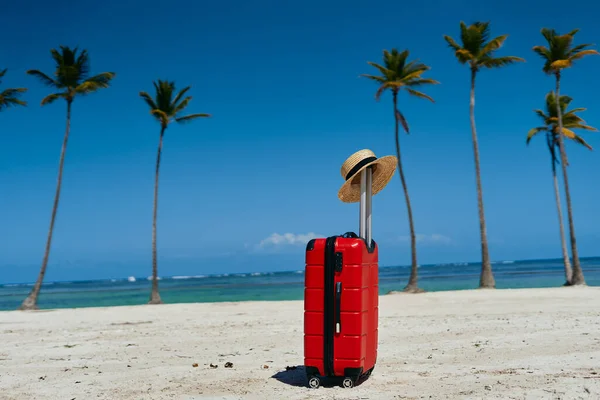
303 232 378 388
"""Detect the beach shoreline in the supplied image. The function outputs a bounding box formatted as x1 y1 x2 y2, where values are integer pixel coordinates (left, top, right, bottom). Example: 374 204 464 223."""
1 283 598 313
1 286 600 399
2 256 599 311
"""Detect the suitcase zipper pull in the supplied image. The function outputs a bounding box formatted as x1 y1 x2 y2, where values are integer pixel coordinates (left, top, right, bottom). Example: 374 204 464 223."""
335 282 342 333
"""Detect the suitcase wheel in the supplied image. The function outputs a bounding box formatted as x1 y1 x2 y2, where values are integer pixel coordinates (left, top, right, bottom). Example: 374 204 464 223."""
342 377 354 388
308 376 321 389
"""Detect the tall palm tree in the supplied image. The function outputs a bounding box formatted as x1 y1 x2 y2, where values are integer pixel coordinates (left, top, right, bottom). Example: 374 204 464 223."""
139 80 210 304
361 48 439 293
18 46 115 310
527 91 596 285
532 28 598 286
0 69 27 111
443 21 524 289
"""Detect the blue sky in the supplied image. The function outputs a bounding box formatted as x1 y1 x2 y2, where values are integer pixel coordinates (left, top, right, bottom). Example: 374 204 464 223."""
1 0 599 284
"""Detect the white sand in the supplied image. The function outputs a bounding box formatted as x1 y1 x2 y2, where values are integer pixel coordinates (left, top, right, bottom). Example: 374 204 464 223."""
1 287 600 399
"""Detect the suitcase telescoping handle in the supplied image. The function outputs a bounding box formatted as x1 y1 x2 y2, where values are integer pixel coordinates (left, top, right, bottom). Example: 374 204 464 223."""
335 281 342 333
359 167 373 244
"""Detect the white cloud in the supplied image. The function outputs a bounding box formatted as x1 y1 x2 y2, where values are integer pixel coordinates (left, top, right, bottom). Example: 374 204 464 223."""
258 232 324 249
397 233 452 245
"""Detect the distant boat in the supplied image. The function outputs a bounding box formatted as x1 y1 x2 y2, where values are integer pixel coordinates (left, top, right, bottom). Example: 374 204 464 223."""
127 276 136 282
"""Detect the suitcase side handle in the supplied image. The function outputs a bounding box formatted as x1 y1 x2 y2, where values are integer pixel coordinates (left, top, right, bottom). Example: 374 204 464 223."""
335 281 342 333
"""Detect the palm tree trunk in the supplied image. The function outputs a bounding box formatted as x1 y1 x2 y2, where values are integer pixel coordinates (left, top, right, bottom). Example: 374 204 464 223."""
19 101 73 310
547 135 573 285
554 73 585 286
469 68 495 289
149 126 165 304
392 92 422 293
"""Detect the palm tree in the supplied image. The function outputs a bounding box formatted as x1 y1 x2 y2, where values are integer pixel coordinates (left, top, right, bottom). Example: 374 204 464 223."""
361 49 439 293
527 91 596 285
139 80 210 304
443 21 524 289
18 46 115 310
532 28 598 286
0 69 27 111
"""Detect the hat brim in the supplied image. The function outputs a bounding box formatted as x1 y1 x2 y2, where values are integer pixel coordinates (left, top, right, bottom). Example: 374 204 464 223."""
337 155 398 203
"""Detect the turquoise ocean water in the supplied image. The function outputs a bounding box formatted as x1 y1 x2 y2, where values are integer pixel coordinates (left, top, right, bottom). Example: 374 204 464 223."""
1 257 599 311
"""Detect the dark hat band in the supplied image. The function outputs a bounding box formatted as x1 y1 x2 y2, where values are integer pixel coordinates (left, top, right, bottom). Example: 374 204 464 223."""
345 156 377 181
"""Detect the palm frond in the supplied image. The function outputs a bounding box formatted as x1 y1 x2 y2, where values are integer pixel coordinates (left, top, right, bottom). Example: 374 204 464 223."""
454 48 474 64
526 127 547 144
532 89 599 152
374 82 393 101
142 79 209 127
569 49 600 61
405 78 440 87
560 127 578 140
446 21 521 70
366 61 392 78
550 59 572 69
561 115 585 126
566 28 580 37
151 109 170 126
0 96 27 109
139 91 158 110
535 28 598 73
395 109 410 134
570 134 593 150
481 34 508 55
567 123 598 131
479 56 525 69
26 69 59 87
75 72 116 95
534 109 548 121
565 107 586 114
41 93 65 106
172 96 192 115
532 45 551 60
360 74 386 83
443 35 462 52
0 69 28 110
400 68 428 82
84 72 115 87
174 113 211 124
540 28 556 45
29 46 113 104
171 86 191 108
1 87 27 97
0 88 28 109
406 88 434 102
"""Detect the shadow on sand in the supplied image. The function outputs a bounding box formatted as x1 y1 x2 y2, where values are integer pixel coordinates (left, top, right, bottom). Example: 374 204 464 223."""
271 365 371 389
271 366 307 388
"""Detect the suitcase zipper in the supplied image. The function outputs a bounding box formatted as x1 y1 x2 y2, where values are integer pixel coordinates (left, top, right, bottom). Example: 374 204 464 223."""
335 282 342 333
323 236 337 377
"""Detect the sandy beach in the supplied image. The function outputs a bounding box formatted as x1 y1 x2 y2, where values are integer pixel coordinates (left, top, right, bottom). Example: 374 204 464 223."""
1 287 599 399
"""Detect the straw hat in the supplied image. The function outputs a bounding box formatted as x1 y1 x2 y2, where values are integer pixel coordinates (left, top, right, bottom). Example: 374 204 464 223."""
337 149 398 203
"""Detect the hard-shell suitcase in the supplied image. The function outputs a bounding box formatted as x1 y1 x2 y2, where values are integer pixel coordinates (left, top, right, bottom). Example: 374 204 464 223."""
303 233 378 388
303 167 378 389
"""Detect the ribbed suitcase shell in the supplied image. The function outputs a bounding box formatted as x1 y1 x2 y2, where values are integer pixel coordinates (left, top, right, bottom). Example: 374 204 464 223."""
303 234 378 385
